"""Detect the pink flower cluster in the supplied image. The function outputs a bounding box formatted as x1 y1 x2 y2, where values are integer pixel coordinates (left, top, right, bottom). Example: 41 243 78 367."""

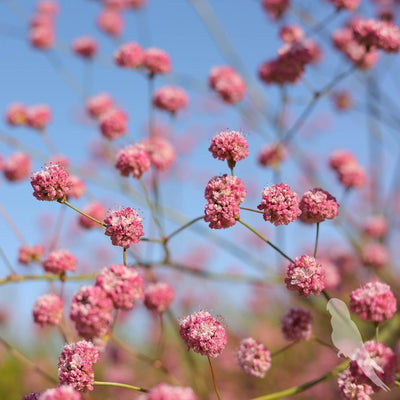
258 144 286 168
95 264 144 310
144 282 175 314
42 249 77 274
299 187 339 224
329 150 367 189
236 337 271 378
361 243 388 268
349 281 397 323
104 207 144 248
143 383 197 400
115 143 151 179
97 8 124 37
33 293 64 326
337 368 374 400
38 386 82 400
114 41 144 68
179 310 227 358
86 93 114 118
3 152 32 182
279 24 304 43
5 103 51 130
280 307 313 341
204 174 246 229
78 201 106 229
31 163 71 201
143 47 172 76
257 183 301 226
262 0 290 20
327 0 360 11
363 216 388 238
58 340 100 391
99 108 128 140
152 86 188 114
18 244 45 265
5 103 27 126
72 36 98 59
285 255 325 297
208 66 246 104
208 130 249 167
29 1 58 49
139 137 176 171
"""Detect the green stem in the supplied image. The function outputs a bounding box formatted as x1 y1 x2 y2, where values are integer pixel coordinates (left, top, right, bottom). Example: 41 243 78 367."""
313 222 320 258
59 199 105 227
123 248 127 266
0 273 95 286
238 219 295 263
271 341 297 357
93 381 147 393
207 355 222 400
240 207 264 215
165 216 204 242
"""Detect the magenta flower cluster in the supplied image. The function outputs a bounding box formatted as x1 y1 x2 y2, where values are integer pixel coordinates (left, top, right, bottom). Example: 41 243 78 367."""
236 337 271 378
144 282 175 314
208 66 246 104
42 249 77 275
33 293 64 326
280 307 313 341
115 143 151 179
38 385 82 400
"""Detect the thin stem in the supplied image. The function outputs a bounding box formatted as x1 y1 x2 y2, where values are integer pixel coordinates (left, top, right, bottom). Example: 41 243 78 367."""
0 202 27 244
148 76 155 137
93 381 147 393
0 246 16 274
58 199 106 227
0 273 95 286
123 248 127 266
207 355 222 400
271 341 297 357
313 337 335 351
49 206 66 252
240 207 264 215
375 323 380 342
238 219 295 264
165 216 204 242
313 222 320 258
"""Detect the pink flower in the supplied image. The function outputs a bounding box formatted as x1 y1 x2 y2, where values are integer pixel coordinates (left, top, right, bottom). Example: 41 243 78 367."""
97 9 124 37
329 150 366 189
115 143 151 179
86 93 113 118
337 368 374 400
3 152 32 182
143 47 172 75
58 340 100 391
99 108 128 140
327 0 360 11
349 281 397 323
179 310 227 358
67 175 86 199
30 13 54 29
42 249 77 274
152 86 189 114
70 286 114 339
29 26 55 49
22 393 40 400
18 244 45 265
237 337 271 378
280 24 304 43
285 255 325 297
258 144 286 168
37 0 60 15
104 0 127 10
31 163 71 201
26 104 51 130
104 207 144 248
204 174 246 229
39 386 81 400
127 0 147 9
257 183 301 226
144 282 175 314
363 216 388 238
361 243 388 268
208 130 249 166
299 188 339 224
72 36 98 59
281 307 313 341
208 66 246 104
78 201 107 229
144 383 197 400
33 293 64 326
95 264 144 310
5 103 27 126
262 0 290 20
114 42 145 68
139 136 176 171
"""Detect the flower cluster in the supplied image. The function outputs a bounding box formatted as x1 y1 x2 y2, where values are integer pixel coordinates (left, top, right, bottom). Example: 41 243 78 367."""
261 0 290 20
139 137 176 171
363 216 388 239
258 144 286 168
78 201 106 229
99 108 128 140
38 385 82 400
97 8 124 37
299 188 339 224
328 0 359 11
236 337 271 378
18 244 44 265
3 152 32 182
143 47 172 75
42 249 77 274
152 86 188 114
115 143 151 179
72 36 98 59
280 307 313 341
143 383 197 400
86 93 113 118
208 66 246 104
29 1 58 49
361 243 388 269
144 282 175 314
32 293 64 326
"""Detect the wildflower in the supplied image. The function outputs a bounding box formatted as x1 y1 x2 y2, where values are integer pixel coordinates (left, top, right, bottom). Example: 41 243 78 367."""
144 282 175 314
152 86 189 114
115 144 152 179
139 137 176 171
299 188 339 224
3 152 32 182
114 41 144 68
237 337 271 378
208 66 246 104
86 93 113 118
143 48 172 75
144 383 197 400
5 103 27 125
78 201 106 229
281 307 313 341
42 249 77 274
33 293 64 326
99 108 128 140
72 36 98 59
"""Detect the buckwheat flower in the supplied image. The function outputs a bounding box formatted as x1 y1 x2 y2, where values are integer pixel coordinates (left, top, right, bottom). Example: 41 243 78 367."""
204 174 246 229
42 249 77 274
97 9 124 37
22 393 40 400
328 0 360 11
258 144 286 168
26 104 51 130
281 307 313 341
39 385 82 400
86 93 113 118
95 264 144 310
37 0 60 15
338 162 367 188
144 282 175 314
5 103 27 126
237 337 271 378
78 201 106 229
337 368 374 400
258 183 301 226
352 18 400 53
145 383 197 400
208 130 249 167
361 243 388 268
58 340 100 392
285 255 325 297
105 0 127 10
349 281 397 323
280 24 304 43
262 0 290 20
114 41 144 68
104 207 144 248
329 149 356 170
31 163 71 201
143 47 172 75
349 341 397 390
72 36 98 59
208 66 246 104
179 310 227 358
115 143 151 179
70 286 114 339
33 293 64 326
18 244 45 265
363 216 388 238
99 108 128 140
3 152 32 182
299 188 339 224
29 26 55 49
152 86 189 114
67 175 86 199
139 136 176 171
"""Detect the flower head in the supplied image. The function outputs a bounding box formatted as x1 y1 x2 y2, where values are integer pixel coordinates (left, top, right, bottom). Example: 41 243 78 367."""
139 137 176 171
363 216 388 239
115 144 151 179
39 385 82 400
86 93 113 118
5 103 27 126
114 41 144 68
262 0 290 20
18 244 45 265
237 337 271 378
299 188 339 224
33 293 64 326
209 66 246 104
144 383 197 400
361 243 388 269
143 48 172 75
281 307 313 341
78 201 107 229
152 86 189 114
258 144 286 168
26 104 51 130
337 368 374 400
72 36 98 59
97 9 124 37
99 108 128 140
42 249 77 274
144 282 175 314
3 152 32 182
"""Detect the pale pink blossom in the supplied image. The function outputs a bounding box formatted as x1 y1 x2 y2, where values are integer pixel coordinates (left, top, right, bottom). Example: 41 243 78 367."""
299 188 339 224
237 337 271 378
209 66 246 104
152 86 189 114
67 175 86 199
5 103 27 126
139 136 176 171
144 282 175 314
33 293 64 326
114 42 144 68
280 24 304 43
3 152 32 182
18 244 45 265
78 201 107 229
115 143 152 179
72 36 98 59
143 48 172 75
39 386 81 400
29 26 55 49
86 93 113 118
42 249 77 274
97 9 124 37
144 383 197 400
258 144 286 168
281 307 313 341
26 104 51 130
99 108 128 140
362 243 388 268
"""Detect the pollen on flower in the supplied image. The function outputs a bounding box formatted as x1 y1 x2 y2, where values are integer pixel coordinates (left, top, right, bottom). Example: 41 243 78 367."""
237 337 271 378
